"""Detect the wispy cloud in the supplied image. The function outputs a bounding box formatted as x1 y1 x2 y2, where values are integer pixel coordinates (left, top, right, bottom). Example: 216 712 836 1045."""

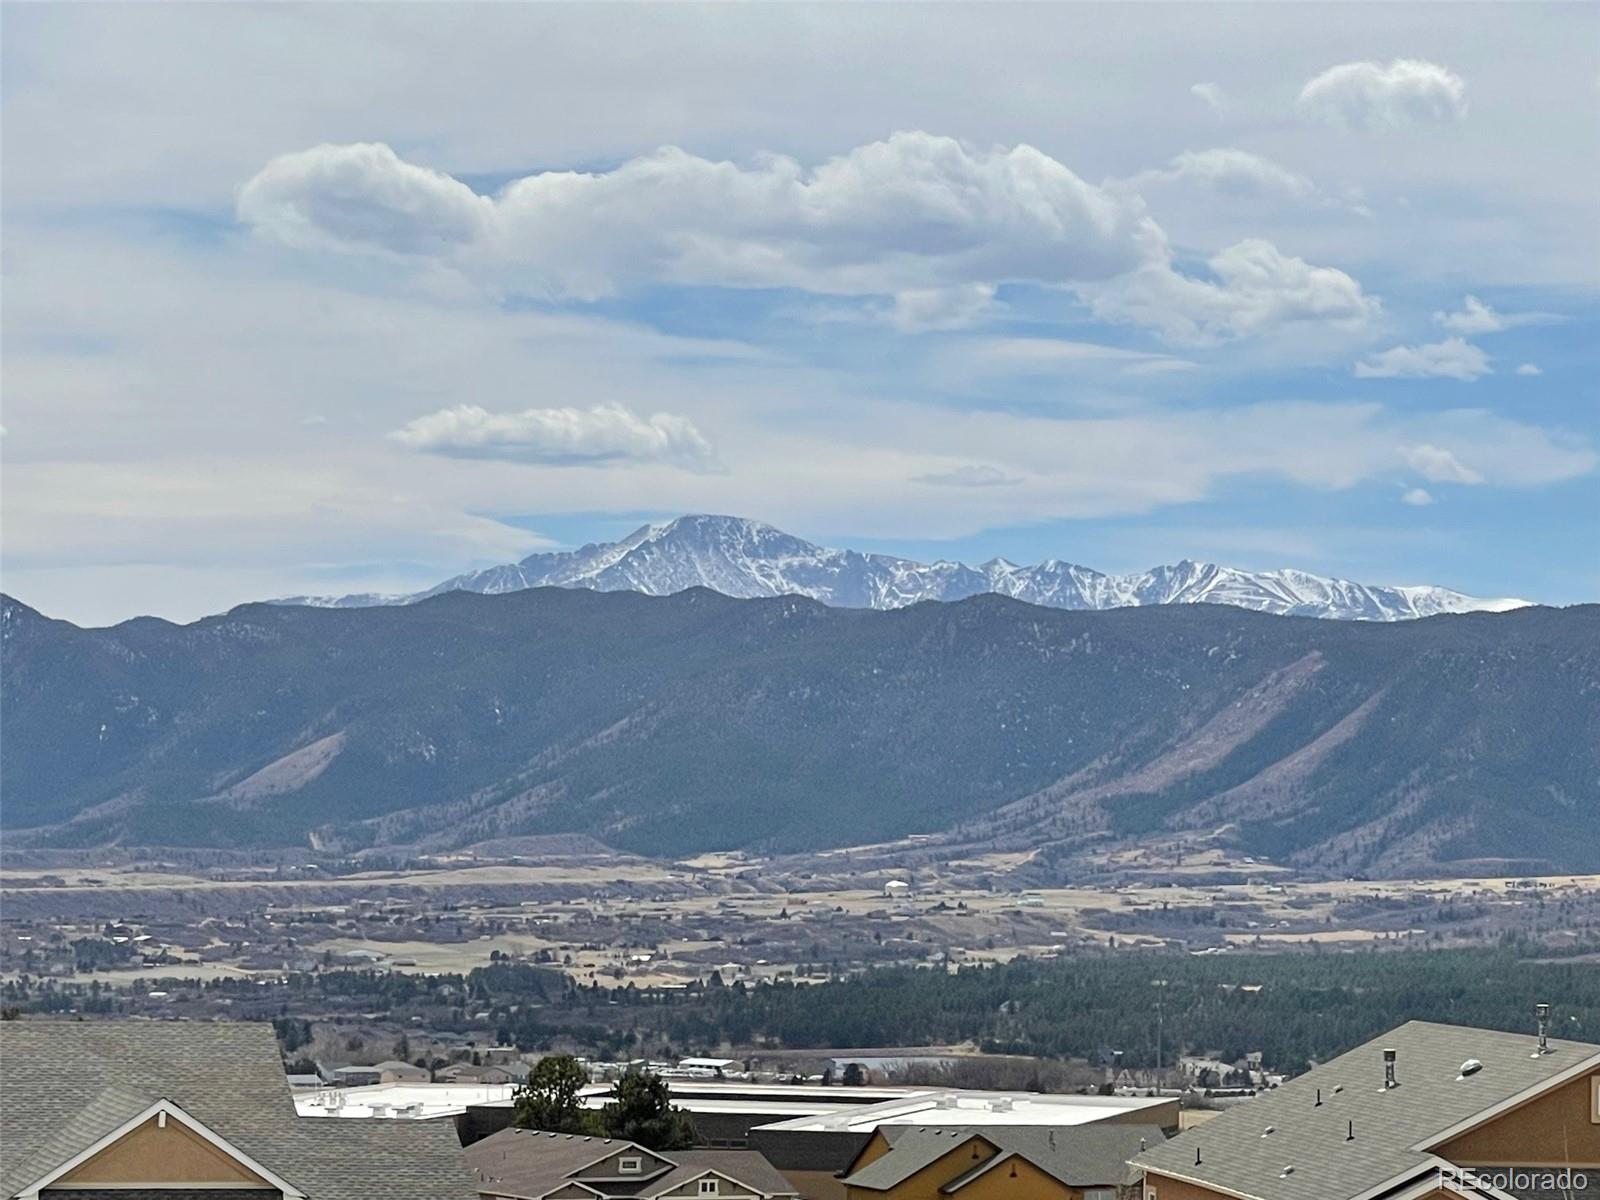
1127 148 1314 199
1190 82 1227 113
915 464 1023 488
1355 337 1490 381
1433 295 1561 335
1405 443 1483 484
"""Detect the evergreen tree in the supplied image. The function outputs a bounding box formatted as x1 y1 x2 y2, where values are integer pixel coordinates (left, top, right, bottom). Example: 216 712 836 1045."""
513 1054 600 1134
600 1068 697 1150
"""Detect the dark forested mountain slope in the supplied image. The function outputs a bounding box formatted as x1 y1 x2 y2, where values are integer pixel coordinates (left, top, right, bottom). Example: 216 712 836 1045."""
2 590 1596 874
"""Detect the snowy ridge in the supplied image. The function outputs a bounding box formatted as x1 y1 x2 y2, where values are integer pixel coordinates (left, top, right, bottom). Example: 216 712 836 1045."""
278 514 1529 621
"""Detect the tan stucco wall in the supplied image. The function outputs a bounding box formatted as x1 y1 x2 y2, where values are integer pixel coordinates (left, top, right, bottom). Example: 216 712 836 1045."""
781 1167 847 1200
1437 1072 1600 1166
56 1115 267 1185
1138 1172 1239 1200
1107 1101 1181 1129
848 1130 894 1173
945 1154 1077 1200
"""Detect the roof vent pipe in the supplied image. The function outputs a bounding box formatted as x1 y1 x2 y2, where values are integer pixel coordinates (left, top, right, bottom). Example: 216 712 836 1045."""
1535 1002 1553 1056
1382 1048 1398 1090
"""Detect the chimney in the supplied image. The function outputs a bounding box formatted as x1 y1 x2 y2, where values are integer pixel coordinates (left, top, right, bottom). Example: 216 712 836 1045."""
1382 1048 1398 1090
1535 1002 1553 1056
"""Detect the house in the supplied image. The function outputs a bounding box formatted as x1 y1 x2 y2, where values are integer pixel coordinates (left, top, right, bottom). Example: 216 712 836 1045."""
1133 1015 1600 1200
441 1062 525 1085
329 1064 383 1087
839 1124 1166 1200
370 1058 431 1083
752 1090 1177 1200
0 1018 478 1199
466 1128 800 1199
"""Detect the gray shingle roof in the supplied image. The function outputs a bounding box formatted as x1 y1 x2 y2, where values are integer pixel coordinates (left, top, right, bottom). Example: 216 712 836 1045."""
1133 1020 1600 1200
841 1124 1167 1191
654 1150 800 1196
0 1019 477 1200
466 1130 644 1197
463 1129 801 1198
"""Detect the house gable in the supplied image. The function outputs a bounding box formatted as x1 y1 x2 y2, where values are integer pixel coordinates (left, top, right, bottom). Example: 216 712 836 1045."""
942 1153 1073 1199
53 1113 271 1187
15 1100 305 1199
572 1144 674 1181
650 1167 766 1198
1434 1070 1600 1167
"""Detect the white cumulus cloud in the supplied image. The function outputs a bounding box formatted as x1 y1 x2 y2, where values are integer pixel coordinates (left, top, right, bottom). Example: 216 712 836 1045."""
1401 486 1436 506
388 402 713 467
238 142 494 256
1516 362 1543 376
1354 337 1490 381
1089 237 1378 345
238 135 1376 345
1404 443 1483 484
1298 59 1468 130
242 133 1151 299
1190 82 1228 112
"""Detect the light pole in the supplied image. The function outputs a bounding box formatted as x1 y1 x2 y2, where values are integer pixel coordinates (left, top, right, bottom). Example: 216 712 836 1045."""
1152 979 1169 1076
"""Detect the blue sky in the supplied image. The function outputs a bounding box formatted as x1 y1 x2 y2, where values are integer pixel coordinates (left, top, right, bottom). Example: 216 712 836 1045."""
1 3 1596 624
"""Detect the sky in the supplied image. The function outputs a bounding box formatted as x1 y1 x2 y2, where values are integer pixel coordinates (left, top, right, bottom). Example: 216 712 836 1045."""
2 3 1597 626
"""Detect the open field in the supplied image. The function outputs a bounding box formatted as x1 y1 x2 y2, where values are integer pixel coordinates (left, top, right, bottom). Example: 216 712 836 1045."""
6 843 1597 992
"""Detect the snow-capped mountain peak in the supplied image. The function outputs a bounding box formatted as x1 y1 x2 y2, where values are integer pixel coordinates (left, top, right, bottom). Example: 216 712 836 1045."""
276 514 1530 621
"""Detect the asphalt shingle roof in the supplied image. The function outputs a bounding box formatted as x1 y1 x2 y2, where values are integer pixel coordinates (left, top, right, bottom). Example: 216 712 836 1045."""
0 1019 477 1200
1133 1020 1600 1200
841 1123 1167 1191
464 1129 801 1198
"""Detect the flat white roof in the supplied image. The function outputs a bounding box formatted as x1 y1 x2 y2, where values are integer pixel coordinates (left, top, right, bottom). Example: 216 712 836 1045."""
754 1089 1174 1133
294 1082 515 1119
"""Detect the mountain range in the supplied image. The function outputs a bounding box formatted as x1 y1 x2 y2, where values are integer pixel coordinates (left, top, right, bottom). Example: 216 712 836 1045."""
278 514 1527 622
5 587 1594 875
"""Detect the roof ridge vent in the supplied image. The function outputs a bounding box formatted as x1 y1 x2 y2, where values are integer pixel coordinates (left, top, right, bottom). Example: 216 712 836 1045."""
1381 1048 1399 1091
1533 1002 1555 1056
